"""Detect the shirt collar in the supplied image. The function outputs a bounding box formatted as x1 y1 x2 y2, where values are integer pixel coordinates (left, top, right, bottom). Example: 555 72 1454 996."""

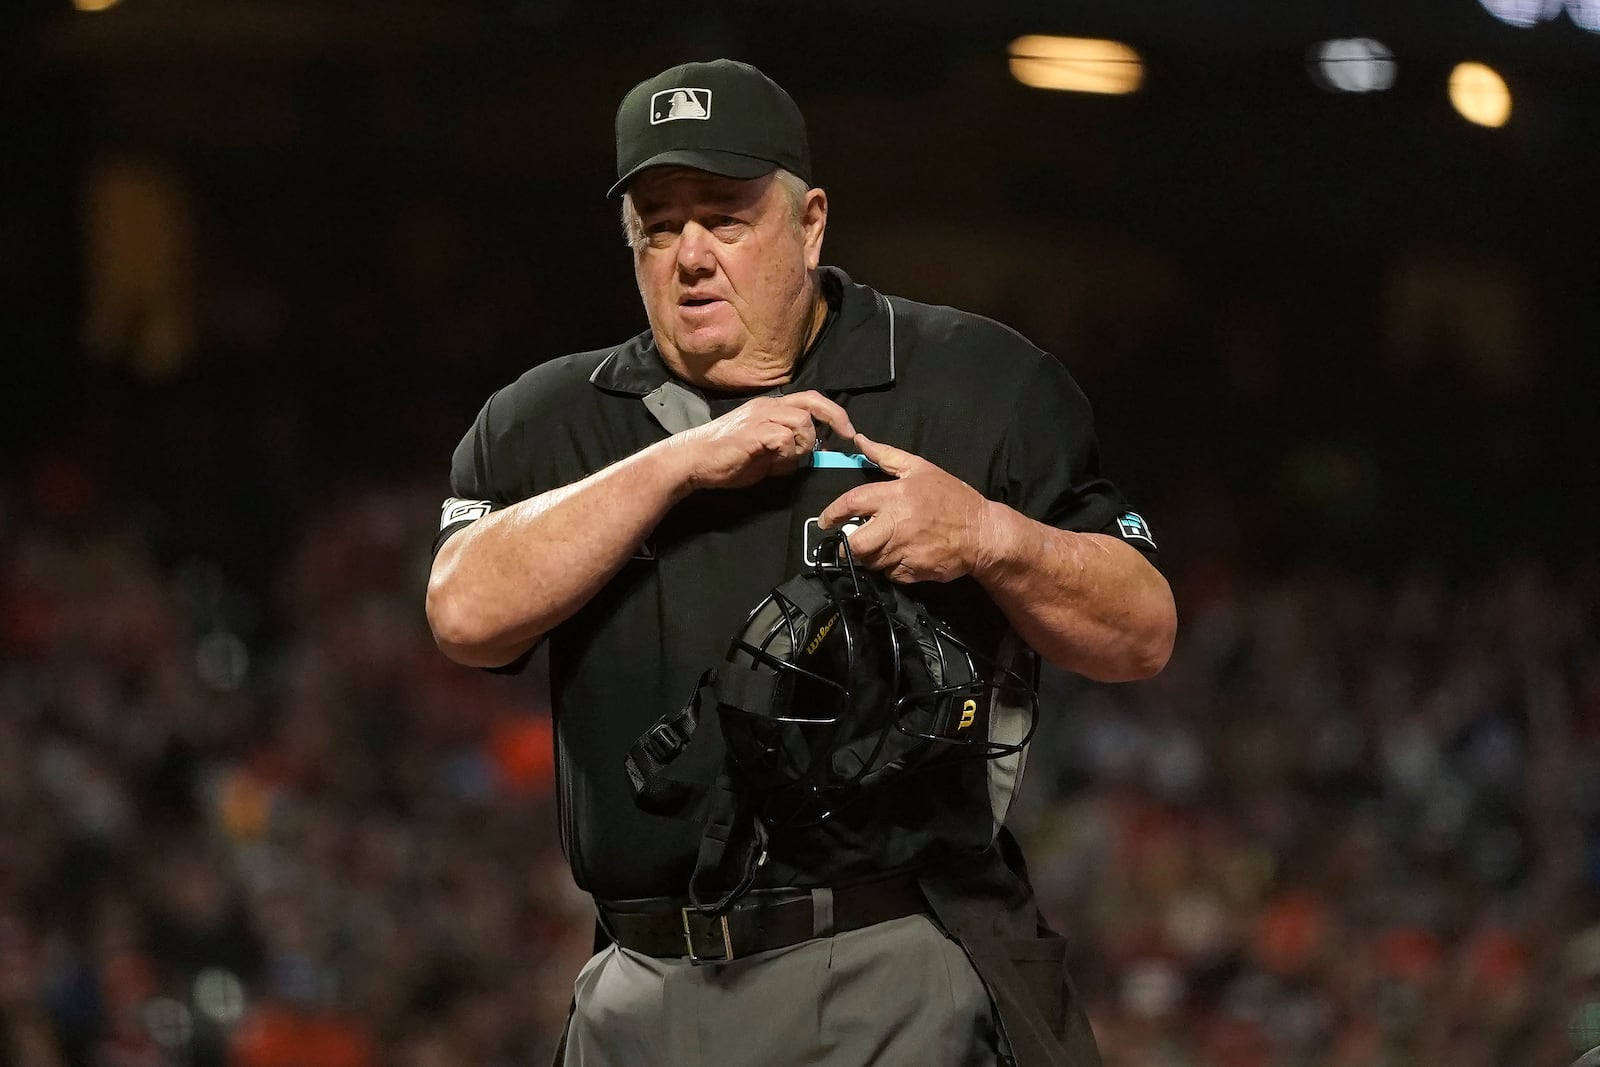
589 267 896 397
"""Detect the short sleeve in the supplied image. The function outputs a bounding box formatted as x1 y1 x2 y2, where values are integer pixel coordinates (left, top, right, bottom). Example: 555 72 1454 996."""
995 356 1158 560
432 388 514 556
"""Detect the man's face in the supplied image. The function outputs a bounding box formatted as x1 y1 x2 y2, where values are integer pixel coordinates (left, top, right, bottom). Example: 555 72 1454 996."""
628 168 826 384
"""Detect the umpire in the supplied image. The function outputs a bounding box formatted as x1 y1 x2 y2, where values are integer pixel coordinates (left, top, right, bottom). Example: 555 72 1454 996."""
426 58 1176 1066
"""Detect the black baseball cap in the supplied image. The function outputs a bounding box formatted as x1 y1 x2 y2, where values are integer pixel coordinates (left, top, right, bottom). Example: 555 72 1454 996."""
609 59 812 198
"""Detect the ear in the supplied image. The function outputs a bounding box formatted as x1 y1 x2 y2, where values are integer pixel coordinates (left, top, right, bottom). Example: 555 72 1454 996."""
801 187 828 271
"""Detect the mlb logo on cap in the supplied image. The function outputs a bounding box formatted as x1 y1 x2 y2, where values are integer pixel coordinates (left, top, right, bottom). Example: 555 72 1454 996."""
610 59 812 196
650 88 712 124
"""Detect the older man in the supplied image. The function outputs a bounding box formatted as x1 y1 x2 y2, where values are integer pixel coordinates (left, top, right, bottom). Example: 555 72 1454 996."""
427 58 1174 1067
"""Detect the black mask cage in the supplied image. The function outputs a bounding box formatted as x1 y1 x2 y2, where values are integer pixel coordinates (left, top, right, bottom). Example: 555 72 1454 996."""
714 531 1038 827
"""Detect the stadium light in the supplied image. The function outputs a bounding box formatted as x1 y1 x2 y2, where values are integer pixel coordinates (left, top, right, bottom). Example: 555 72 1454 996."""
1479 0 1600 32
1008 35 1144 95
1310 38 1398 93
72 0 122 10
1449 62 1512 127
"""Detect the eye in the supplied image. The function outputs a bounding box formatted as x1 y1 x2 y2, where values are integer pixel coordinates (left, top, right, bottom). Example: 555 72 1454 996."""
642 219 680 248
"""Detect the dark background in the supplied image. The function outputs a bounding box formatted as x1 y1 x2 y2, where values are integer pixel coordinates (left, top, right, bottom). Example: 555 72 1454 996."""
2 2 1599 1065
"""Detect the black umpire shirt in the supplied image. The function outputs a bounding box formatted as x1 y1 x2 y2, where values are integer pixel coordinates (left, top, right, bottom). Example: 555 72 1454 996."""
435 267 1157 903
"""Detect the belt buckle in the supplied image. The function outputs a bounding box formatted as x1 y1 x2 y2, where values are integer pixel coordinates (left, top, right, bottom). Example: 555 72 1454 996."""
681 907 734 965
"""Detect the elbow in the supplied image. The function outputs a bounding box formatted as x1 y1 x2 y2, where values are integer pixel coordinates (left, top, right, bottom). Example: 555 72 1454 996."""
425 575 479 664
1064 535 1175 683
426 571 535 669
1126 602 1176 680
1064 580 1176 684
1124 578 1177 680
1071 638 1169 684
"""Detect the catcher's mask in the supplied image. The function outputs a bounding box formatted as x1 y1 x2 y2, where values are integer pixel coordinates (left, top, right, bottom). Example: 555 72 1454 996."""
714 529 1038 827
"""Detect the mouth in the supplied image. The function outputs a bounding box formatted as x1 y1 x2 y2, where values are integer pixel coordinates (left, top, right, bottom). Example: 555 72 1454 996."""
679 295 722 308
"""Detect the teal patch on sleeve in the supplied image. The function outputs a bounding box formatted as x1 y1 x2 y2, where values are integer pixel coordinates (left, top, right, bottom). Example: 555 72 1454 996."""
1116 511 1157 549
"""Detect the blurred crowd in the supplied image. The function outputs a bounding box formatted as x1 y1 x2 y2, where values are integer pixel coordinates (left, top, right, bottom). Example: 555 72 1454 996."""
0 469 593 1067
2 440 1597 1066
1020 557 1600 1066
3 155 1596 1062
4 13 1598 1062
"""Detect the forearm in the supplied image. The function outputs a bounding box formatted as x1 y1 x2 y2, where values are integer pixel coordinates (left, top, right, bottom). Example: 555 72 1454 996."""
973 504 1176 682
427 438 698 667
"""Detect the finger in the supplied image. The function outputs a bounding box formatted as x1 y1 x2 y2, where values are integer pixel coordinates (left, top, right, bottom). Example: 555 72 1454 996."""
759 425 799 456
759 435 806 475
762 409 820 456
853 433 916 477
783 391 857 442
841 514 891 561
818 484 891 529
790 418 817 451
764 401 816 434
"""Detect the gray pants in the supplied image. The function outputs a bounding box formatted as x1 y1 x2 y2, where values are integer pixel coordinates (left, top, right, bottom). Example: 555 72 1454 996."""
562 914 1001 1066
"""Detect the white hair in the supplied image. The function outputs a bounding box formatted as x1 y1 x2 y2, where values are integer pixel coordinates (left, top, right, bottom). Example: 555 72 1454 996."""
620 168 811 250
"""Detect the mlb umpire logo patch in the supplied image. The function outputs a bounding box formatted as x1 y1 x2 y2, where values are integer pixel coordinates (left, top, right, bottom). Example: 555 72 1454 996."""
439 497 493 530
650 87 712 123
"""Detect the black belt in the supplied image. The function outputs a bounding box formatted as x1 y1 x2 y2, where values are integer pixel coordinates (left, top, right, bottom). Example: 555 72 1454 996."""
597 876 929 964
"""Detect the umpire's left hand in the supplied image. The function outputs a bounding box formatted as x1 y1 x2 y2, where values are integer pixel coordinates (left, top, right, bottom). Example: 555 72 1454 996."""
817 433 993 584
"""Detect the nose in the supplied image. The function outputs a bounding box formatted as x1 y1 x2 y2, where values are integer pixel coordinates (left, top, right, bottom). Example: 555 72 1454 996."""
675 221 716 277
